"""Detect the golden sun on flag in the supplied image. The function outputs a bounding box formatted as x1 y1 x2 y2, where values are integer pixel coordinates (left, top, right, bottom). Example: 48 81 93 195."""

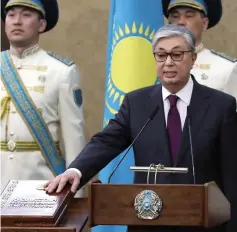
107 22 157 107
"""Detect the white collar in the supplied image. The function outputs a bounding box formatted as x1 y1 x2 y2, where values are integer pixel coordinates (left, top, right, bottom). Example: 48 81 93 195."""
10 44 40 59
162 77 193 105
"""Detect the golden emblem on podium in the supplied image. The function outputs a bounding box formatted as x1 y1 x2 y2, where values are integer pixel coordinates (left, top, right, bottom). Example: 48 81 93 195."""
132 163 189 220
134 190 162 220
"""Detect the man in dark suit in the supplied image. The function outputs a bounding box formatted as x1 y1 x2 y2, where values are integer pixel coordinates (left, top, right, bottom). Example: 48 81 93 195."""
45 25 237 232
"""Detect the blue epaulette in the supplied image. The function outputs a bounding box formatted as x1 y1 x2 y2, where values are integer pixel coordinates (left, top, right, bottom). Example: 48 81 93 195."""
211 50 237 63
47 51 74 66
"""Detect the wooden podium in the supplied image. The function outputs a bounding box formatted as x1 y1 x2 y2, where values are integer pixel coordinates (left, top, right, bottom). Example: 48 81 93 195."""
1 179 231 231
88 181 230 229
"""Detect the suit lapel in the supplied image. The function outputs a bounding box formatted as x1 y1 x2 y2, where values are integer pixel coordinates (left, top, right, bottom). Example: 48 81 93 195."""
146 84 173 166
176 78 211 166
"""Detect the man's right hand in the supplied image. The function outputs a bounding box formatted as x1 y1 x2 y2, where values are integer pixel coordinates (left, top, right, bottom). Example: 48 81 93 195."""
44 169 81 193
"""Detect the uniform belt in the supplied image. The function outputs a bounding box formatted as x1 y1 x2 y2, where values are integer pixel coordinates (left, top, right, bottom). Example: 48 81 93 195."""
0 141 60 152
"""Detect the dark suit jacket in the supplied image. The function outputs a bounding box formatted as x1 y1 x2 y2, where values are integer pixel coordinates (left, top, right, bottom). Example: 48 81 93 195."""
69 78 237 232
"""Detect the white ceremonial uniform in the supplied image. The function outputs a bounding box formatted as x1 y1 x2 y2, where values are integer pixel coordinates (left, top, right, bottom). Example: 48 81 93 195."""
0 44 86 193
191 43 237 101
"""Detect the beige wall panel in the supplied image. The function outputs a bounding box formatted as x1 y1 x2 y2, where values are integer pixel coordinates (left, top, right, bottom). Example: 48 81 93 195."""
203 1 237 57
40 0 110 140
40 0 237 141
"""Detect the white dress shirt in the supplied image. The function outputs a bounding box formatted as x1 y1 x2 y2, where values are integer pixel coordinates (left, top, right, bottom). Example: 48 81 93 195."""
162 77 193 129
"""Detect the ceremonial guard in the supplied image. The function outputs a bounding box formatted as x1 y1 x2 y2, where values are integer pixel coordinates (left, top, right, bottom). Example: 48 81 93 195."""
162 0 237 101
0 0 86 193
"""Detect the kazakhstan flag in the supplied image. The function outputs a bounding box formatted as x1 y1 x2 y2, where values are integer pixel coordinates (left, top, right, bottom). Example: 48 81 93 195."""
93 1 164 232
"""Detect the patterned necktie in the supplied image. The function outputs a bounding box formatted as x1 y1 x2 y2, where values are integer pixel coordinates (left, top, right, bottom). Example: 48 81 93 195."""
167 95 182 163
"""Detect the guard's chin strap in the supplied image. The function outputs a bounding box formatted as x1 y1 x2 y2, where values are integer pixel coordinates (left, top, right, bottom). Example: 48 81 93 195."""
195 43 204 54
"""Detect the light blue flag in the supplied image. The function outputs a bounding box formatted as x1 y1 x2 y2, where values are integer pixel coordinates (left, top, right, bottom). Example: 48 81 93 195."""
92 1 164 232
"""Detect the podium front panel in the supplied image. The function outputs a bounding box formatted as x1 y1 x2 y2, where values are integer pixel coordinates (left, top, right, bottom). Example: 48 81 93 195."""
89 184 205 226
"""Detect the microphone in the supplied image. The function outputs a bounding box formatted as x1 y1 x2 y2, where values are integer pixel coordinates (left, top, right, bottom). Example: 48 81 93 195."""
187 106 196 184
108 105 160 183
